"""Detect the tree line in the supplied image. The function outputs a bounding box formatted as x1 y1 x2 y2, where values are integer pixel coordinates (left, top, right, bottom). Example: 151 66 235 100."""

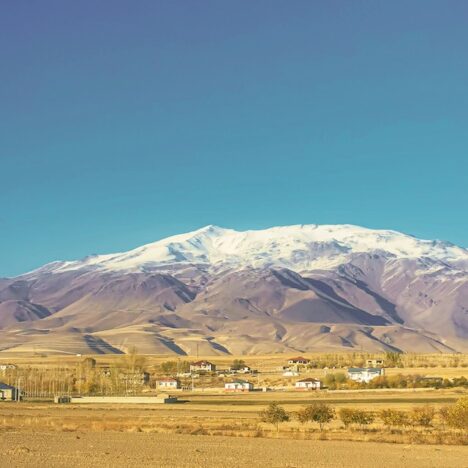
260 396 468 432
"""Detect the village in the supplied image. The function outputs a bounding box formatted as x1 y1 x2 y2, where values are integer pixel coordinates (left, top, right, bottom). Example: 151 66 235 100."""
0 353 462 403
0 352 466 458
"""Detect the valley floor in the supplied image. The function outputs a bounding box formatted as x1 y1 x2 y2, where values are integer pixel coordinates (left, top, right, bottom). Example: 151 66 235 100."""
1 431 467 468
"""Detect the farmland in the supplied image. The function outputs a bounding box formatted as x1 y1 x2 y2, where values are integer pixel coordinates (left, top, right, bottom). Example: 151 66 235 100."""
1 431 467 468
0 352 467 466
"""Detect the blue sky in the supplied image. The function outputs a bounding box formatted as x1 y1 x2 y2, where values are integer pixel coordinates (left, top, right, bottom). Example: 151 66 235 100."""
1 1 467 277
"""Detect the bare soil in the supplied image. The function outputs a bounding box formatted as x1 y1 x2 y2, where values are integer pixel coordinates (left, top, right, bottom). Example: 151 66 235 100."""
1 431 467 468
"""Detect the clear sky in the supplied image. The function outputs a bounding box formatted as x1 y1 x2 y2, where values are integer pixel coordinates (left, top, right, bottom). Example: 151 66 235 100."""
1 1 467 277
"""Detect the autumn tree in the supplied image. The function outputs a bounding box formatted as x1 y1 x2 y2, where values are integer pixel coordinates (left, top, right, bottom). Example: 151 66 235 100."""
160 360 189 374
82 357 97 370
323 372 347 389
298 403 335 431
339 408 374 429
385 352 403 368
443 396 468 429
260 402 290 432
231 359 246 370
119 347 147 372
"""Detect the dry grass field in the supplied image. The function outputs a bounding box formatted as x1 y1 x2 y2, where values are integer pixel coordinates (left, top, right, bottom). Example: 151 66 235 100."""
0 387 466 444
1 431 467 468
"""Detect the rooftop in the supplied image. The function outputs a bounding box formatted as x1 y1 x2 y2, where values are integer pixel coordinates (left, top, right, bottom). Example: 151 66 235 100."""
0 382 16 390
348 367 383 373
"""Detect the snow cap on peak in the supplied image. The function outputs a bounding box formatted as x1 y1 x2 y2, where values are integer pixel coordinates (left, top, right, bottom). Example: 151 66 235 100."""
18 223 468 277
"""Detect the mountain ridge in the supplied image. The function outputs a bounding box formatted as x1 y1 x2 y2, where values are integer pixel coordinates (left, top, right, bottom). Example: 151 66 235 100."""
21 224 468 277
1 224 467 355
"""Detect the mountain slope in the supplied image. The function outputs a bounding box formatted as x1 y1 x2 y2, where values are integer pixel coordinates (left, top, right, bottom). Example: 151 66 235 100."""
1 224 467 355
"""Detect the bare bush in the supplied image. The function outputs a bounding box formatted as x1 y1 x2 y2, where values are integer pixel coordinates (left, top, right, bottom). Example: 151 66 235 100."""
380 409 409 428
411 406 435 427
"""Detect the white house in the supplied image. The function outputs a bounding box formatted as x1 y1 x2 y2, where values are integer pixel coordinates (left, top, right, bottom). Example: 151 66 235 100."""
347 367 384 383
295 378 321 390
157 378 180 390
288 356 310 365
190 360 216 373
224 380 254 392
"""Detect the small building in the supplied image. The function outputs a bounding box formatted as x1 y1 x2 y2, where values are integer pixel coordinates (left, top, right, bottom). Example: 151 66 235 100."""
190 360 216 373
283 370 299 377
157 378 180 390
347 367 384 383
0 382 20 401
366 359 384 368
230 365 252 374
224 380 254 392
295 378 321 390
288 356 310 365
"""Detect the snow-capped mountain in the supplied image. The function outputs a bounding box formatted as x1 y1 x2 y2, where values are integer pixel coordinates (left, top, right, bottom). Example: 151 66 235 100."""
1 224 467 355
28 224 468 275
